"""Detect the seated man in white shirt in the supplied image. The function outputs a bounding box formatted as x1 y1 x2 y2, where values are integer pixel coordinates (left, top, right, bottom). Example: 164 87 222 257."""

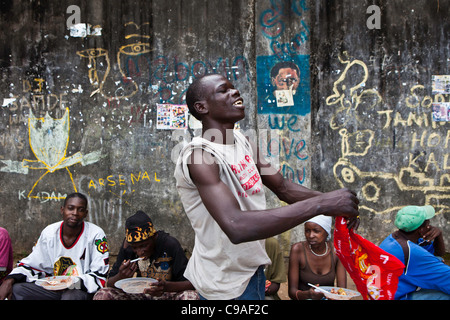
0 193 109 300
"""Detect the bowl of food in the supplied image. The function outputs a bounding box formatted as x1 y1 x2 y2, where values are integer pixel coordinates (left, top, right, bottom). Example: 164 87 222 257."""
35 276 79 290
115 277 158 294
316 286 361 300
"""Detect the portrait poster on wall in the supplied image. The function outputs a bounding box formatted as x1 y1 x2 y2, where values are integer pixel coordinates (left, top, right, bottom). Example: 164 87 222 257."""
256 54 311 116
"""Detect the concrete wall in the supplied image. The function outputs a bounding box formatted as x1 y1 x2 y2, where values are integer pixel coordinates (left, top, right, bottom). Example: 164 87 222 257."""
310 0 449 246
0 0 448 256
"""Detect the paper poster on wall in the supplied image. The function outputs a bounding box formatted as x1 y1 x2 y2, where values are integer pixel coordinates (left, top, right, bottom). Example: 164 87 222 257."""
432 102 450 122
275 89 295 107
432 75 450 94
256 54 310 115
156 104 188 129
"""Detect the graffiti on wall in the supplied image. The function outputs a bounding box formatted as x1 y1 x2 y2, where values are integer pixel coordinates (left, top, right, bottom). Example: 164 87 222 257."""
327 52 449 215
76 21 251 107
260 0 311 60
256 1 312 186
1 107 103 200
1 20 250 203
76 22 151 101
2 78 69 126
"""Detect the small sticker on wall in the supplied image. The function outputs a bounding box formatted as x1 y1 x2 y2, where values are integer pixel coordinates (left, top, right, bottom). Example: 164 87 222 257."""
275 89 294 107
432 102 450 122
432 75 450 95
69 23 102 37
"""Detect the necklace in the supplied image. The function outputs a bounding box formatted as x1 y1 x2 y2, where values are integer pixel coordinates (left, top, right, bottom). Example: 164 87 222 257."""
309 242 328 257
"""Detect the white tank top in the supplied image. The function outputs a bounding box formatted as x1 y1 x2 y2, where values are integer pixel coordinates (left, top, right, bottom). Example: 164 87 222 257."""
174 130 271 300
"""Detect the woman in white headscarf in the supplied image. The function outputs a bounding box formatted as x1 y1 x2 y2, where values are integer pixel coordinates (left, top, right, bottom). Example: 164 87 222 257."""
288 215 347 300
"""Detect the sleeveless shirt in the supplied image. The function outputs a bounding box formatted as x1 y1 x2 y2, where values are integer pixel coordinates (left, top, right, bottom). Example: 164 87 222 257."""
174 130 271 300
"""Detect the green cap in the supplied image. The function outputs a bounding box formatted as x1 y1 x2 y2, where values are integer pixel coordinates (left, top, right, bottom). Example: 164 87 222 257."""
394 205 435 232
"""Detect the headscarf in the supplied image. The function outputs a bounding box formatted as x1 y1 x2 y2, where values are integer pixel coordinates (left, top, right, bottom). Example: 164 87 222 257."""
306 215 332 240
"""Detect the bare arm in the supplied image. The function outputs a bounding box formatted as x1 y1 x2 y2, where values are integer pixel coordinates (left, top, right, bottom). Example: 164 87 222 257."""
187 149 359 244
144 279 195 296
288 243 302 299
335 257 347 288
252 138 360 230
0 278 14 300
422 225 445 257
106 259 137 287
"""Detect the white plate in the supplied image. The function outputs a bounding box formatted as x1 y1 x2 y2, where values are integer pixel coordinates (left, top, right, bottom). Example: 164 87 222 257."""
115 277 158 294
317 286 361 300
35 276 79 291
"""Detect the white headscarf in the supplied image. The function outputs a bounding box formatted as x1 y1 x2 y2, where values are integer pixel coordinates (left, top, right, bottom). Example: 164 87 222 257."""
306 215 332 240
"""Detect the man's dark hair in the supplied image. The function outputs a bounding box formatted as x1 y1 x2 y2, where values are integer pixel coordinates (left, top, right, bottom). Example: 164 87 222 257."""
63 192 88 208
185 74 215 121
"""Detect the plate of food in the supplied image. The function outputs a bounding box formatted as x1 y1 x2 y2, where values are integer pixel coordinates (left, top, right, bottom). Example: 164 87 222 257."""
35 276 79 291
115 277 158 294
317 286 361 300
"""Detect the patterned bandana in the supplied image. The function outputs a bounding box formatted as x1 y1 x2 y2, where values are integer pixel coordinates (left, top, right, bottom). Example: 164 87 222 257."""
125 211 156 243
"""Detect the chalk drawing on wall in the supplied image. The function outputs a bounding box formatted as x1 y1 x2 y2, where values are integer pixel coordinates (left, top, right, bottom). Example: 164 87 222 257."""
76 48 111 98
0 108 103 200
327 52 449 215
75 21 251 108
326 52 382 130
77 21 151 101
256 55 310 115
